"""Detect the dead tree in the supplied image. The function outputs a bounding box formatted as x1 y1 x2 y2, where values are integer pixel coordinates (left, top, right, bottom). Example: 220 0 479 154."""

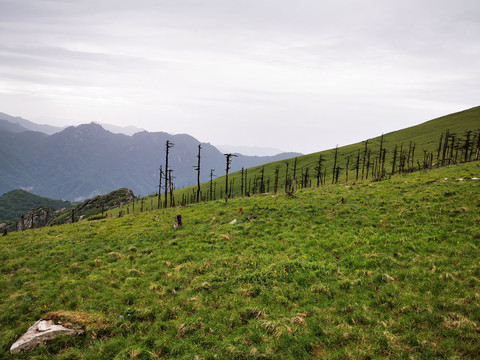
355 149 360 182
315 154 324 187
274 166 280 193
406 142 413 172
361 140 369 180
157 165 163 209
476 130 480 160
194 144 202 203
168 169 175 207
345 156 350 184
365 149 371 179
410 142 416 170
284 162 290 192
293 158 298 189
164 140 174 208
381 148 387 179
241 168 245 196
224 153 237 202
441 130 450 166
378 135 385 179
260 167 265 193
436 132 444 165
391 145 398 175
423 149 429 169
334 165 342 184
462 130 472 162
332 145 338 184
449 134 456 164
210 169 215 201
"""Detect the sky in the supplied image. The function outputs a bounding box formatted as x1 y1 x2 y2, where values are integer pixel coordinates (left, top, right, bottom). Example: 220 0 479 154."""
0 0 479 154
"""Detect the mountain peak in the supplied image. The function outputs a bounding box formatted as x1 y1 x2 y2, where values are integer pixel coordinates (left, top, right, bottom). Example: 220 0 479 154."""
62 122 107 135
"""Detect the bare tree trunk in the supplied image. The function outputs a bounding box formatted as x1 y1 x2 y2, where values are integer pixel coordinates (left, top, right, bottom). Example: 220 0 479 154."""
362 140 368 180
345 156 350 184
332 146 338 184
210 169 215 201
274 166 280 193
315 154 323 187
158 165 163 209
260 167 265 193
195 144 201 203
241 168 244 196
292 158 298 190
391 144 398 175
224 153 237 202
164 140 174 208
284 162 290 192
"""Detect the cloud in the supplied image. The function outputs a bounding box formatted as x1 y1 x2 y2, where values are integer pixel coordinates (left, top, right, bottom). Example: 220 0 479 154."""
0 0 479 153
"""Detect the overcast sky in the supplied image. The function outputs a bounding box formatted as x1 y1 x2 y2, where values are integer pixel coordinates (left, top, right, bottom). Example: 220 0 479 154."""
0 0 479 154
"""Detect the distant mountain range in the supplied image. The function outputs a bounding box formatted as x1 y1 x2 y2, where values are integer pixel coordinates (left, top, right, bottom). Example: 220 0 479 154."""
215 144 288 157
0 112 145 136
0 112 301 201
0 112 63 135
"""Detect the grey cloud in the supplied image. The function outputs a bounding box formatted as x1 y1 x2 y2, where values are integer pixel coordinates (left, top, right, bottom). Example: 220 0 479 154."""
0 0 479 153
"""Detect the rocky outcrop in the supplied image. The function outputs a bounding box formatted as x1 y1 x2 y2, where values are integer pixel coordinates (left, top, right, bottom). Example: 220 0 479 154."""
2 188 135 231
10 320 82 353
73 188 134 216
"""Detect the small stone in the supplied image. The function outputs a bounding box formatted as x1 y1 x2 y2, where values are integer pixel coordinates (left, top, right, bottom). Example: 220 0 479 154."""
229 219 237 225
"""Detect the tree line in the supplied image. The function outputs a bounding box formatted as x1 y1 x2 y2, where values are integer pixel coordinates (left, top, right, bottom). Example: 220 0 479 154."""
153 129 480 208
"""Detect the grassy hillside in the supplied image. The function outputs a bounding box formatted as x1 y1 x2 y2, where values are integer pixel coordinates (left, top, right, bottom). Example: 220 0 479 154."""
1 162 479 359
0 189 72 223
168 106 479 204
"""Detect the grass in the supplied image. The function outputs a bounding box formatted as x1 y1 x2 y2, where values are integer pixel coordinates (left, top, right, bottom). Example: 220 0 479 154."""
1 162 479 359
171 106 480 203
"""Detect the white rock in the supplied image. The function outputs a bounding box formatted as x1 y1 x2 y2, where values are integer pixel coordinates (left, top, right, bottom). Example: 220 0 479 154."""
229 219 237 225
37 320 54 332
10 320 81 353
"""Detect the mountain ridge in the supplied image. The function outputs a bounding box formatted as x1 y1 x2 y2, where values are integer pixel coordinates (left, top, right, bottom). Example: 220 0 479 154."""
0 116 301 201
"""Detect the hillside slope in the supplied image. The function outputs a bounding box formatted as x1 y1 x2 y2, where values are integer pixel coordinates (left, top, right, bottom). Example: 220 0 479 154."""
0 189 72 223
1 162 479 359
181 106 480 202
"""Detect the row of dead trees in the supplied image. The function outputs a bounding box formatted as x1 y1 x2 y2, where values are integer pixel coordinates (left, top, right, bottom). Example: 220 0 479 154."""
154 129 479 208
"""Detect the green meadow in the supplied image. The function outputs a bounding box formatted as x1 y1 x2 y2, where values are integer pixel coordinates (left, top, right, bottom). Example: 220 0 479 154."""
173 106 480 203
1 161 479 359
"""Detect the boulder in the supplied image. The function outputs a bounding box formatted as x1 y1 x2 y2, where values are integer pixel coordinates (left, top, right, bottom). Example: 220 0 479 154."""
10 319 82 353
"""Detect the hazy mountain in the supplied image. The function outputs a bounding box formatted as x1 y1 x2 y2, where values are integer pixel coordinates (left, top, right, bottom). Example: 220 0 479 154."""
0 112 147 137
0 119 30 133
215 144 299 157
0 112 64 135
95 122 144 136
0 120 299 201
